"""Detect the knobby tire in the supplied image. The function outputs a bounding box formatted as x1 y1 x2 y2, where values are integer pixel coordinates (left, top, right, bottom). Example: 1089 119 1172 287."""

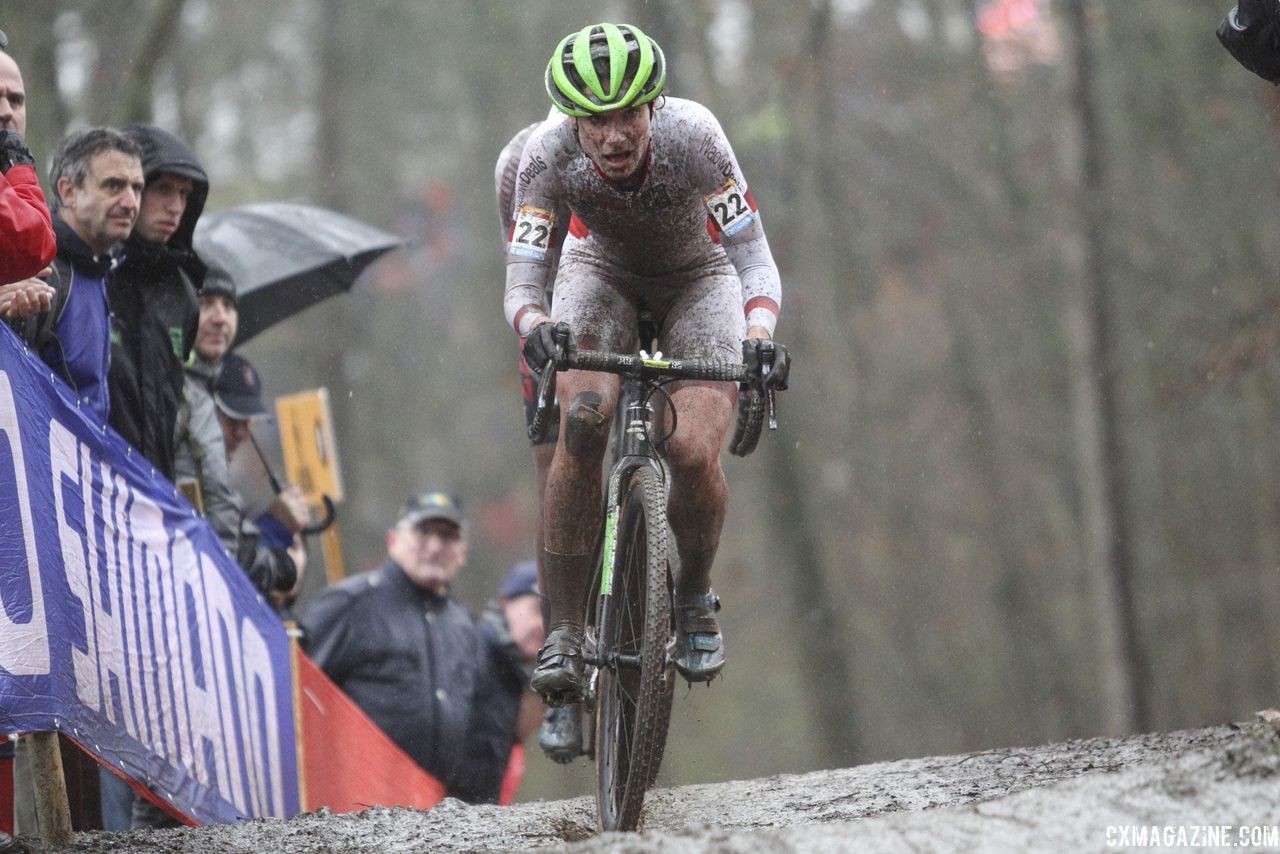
594 465 674 832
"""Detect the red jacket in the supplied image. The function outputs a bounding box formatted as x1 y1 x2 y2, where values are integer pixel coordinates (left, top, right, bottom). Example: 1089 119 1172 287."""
0 163 56 284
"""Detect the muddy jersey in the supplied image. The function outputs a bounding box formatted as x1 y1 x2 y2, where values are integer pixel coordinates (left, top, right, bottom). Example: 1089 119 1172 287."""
503 97 781 338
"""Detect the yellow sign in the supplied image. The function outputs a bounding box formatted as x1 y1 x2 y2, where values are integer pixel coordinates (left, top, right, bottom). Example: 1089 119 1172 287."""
276 388 344 506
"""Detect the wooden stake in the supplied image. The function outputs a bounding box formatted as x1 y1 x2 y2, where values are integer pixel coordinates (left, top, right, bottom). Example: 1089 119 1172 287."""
321 522 346 584
286 622 309 813
28 732 73 846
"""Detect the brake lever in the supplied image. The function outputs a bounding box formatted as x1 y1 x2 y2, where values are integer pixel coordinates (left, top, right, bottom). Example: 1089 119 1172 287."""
759 342 779 431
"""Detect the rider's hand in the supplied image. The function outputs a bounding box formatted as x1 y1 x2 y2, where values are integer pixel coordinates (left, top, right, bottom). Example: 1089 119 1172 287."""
1236 0 1276 29
0 131 36 173
742 338 790 391
522 320 574 376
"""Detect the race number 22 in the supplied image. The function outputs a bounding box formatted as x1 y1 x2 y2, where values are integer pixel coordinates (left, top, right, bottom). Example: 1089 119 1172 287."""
509 205 556 261
705 179 756 237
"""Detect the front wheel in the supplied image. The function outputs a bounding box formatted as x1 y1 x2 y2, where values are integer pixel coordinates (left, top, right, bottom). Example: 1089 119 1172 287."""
594 465 674 832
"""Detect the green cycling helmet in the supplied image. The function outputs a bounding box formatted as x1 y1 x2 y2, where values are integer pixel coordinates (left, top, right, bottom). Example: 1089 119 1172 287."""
545 22 666 118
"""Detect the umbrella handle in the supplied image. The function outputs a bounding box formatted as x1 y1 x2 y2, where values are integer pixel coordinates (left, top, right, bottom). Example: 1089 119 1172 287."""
301 494 337 536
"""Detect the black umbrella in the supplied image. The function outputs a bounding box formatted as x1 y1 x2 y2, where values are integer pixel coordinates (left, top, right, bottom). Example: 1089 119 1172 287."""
193 202 402 343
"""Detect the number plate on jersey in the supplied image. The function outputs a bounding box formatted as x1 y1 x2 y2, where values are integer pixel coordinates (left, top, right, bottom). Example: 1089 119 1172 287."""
704 179 756 237
510 205 556 260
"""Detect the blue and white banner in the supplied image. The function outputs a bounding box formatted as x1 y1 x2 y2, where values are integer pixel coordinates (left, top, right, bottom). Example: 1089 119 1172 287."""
0 326 299 824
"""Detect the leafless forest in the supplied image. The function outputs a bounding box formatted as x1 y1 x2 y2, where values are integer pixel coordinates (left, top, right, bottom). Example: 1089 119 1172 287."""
11 0 1280 803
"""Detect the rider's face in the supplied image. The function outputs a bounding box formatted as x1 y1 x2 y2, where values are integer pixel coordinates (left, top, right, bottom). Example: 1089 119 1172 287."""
575 105 652 183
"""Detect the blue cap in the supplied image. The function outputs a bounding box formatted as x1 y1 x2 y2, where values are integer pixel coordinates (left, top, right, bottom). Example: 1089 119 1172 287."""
213 352 266 420
500 560 539 600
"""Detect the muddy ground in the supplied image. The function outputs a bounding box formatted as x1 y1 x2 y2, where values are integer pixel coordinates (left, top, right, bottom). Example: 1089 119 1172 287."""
43 716 1280 852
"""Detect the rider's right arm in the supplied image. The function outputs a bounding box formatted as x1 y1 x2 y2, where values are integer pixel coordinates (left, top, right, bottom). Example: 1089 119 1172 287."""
503 129 569 336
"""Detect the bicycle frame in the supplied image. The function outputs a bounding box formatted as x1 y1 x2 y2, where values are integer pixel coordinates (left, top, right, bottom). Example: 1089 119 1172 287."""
590 373 666 675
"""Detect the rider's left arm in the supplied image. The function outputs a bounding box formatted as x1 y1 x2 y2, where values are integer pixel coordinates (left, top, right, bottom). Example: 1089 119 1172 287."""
688 106 782 339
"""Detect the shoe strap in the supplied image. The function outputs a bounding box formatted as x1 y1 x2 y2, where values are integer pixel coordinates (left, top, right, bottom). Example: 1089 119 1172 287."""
536 628 583 667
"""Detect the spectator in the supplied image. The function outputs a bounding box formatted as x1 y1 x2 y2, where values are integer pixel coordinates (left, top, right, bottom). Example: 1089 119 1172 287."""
0 29 55 288
105 123 207 479
494 116 583 765
173 299 306 599
19 128 142 419
12 129 142 836
103 127 205 830
456 560 547 804
299 491 484 799
212 350 309 591
1219 0 1280 82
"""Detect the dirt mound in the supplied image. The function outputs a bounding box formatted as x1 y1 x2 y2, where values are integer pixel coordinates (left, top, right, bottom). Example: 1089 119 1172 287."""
49 719 1278 852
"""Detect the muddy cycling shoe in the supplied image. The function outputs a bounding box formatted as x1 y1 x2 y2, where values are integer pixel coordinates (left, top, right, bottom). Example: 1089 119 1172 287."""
531 626 587 706
673 590 725 683
538 704 584 764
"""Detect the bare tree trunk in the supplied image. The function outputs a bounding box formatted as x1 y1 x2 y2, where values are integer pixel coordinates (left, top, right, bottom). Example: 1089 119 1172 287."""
119 0 188 124
1061 0 1146 734
5 3 70 159
759 0 864 765
314 0 352 209
952 0 1076 735
302 0 358 583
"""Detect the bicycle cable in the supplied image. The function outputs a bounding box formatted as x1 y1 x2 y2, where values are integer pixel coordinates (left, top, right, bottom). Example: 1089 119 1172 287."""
644 381 678 454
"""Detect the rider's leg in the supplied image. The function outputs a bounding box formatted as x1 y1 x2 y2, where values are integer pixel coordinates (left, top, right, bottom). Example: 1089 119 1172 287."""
652 263 743 682
532 439 586 757
531 370 619 703
664 383 735 600
531 441 555 622
665 382 735 682
529 252 638 704
524 328 584 753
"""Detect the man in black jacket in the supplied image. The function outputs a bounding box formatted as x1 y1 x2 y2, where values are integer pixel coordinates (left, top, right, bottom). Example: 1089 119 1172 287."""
1219 0 1280 83
105 123 208 479
300 491 483 797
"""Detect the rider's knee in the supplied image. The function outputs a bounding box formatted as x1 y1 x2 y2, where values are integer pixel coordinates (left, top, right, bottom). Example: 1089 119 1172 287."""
563 391 609 457
666 434 723 481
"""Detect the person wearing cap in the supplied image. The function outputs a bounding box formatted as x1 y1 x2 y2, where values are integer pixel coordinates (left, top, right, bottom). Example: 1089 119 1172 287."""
453 560 547 804
173 313 306 603
104 123 209 480
299 490 487 799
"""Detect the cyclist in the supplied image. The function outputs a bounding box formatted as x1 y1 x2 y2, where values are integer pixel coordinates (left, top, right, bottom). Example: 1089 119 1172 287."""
505 22 784 706
496 112 587 762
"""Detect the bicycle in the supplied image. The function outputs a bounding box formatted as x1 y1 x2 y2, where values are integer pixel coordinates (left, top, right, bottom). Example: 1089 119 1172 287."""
529 325 787 832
